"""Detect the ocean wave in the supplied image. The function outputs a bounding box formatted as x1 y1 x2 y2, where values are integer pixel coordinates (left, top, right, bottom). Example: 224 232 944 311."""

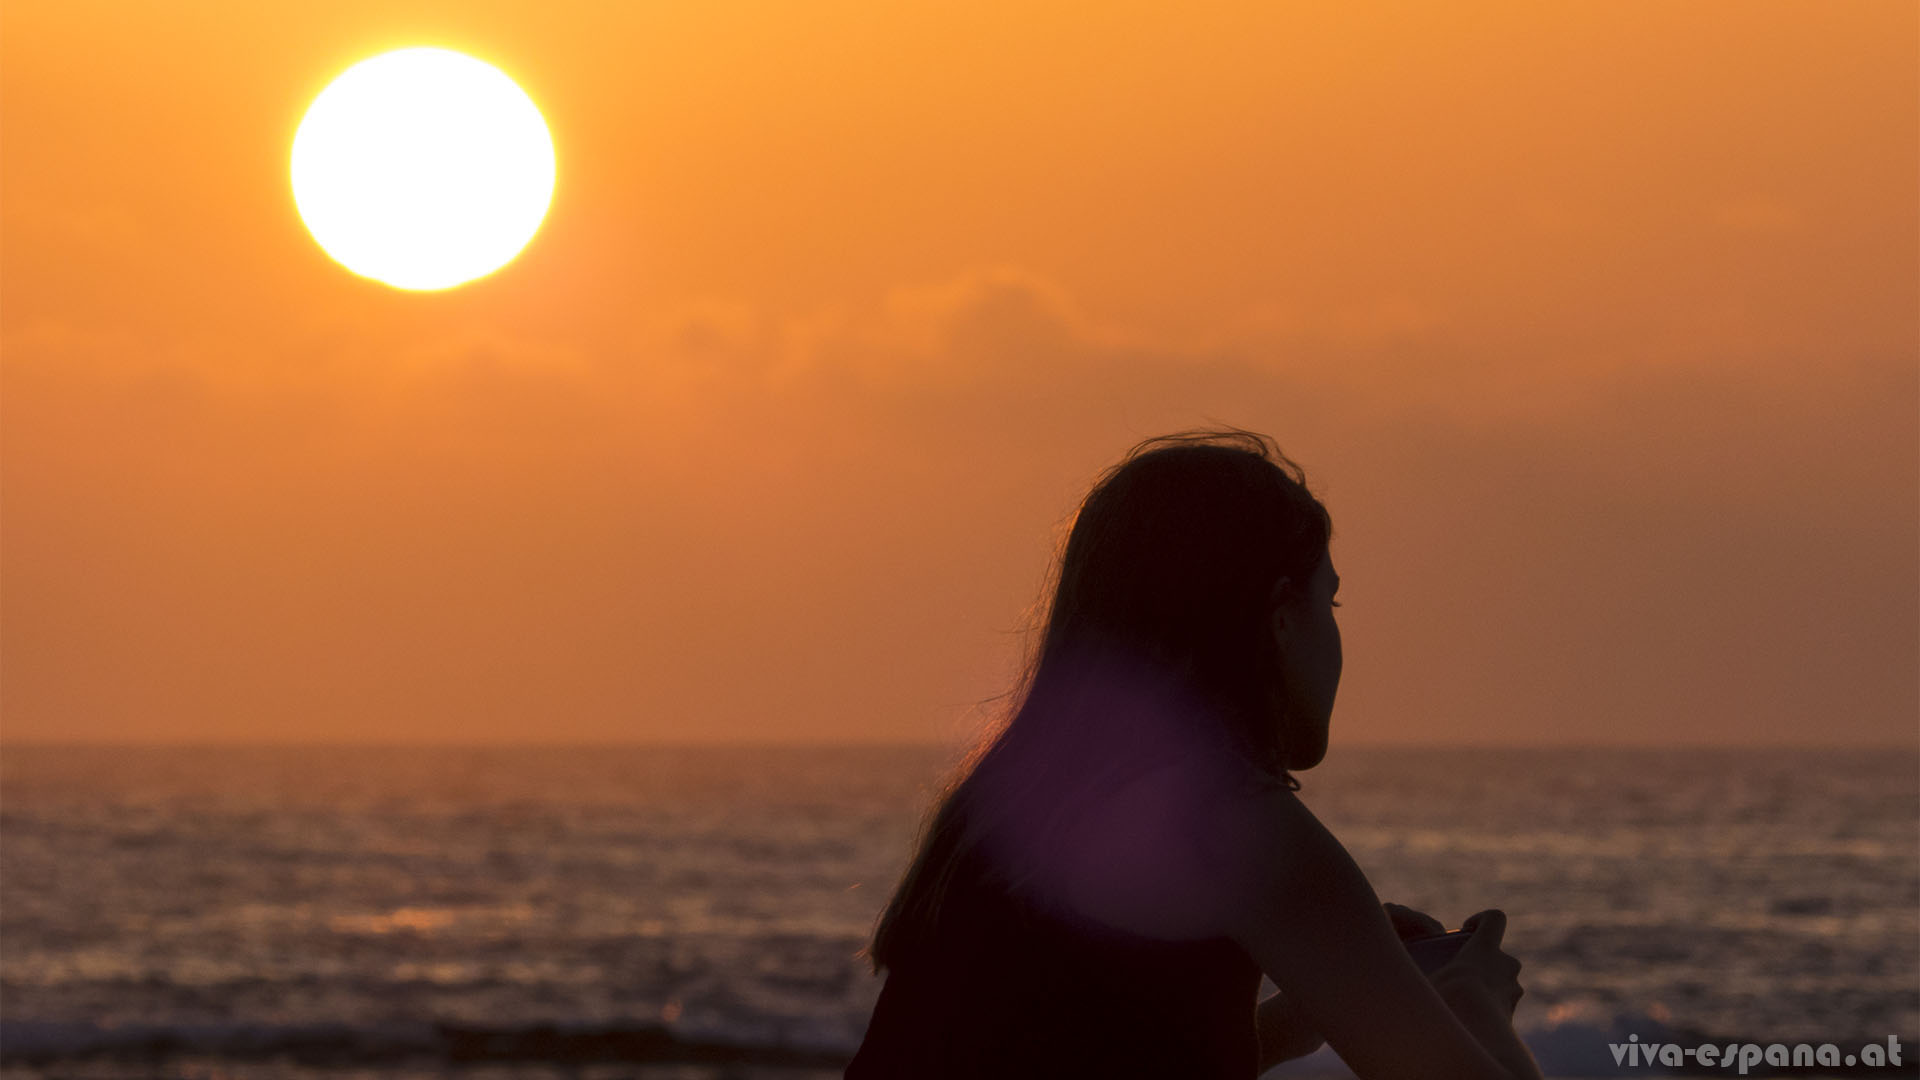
0 1018 849 1069
9 1011 1909 1077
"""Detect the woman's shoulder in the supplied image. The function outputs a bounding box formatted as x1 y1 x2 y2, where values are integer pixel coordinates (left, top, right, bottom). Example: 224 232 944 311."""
1040 754 1306 942
1192 773 1388 958
1193 767 1326 860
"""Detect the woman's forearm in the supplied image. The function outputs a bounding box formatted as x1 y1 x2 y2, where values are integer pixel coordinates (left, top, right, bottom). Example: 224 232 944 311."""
1437 984 1544 1080
1254 992 1325 1073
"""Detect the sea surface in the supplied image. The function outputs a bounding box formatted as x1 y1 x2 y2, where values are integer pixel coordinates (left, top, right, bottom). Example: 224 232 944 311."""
2 745 1914 1079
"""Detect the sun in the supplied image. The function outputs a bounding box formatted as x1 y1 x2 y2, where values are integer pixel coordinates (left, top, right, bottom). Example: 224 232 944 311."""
291 48 555 291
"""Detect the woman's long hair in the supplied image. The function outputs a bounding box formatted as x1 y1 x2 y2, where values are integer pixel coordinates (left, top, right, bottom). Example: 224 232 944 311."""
864 429 1332 974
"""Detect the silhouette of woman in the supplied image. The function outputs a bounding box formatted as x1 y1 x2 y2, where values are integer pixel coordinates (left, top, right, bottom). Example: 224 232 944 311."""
846 430 1542 1079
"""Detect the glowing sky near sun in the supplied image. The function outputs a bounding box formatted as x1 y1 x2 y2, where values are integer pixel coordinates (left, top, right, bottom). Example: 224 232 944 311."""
1 1 1913 746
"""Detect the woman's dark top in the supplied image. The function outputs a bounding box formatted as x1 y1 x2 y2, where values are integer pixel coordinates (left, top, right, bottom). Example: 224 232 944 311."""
845 844 1264 1079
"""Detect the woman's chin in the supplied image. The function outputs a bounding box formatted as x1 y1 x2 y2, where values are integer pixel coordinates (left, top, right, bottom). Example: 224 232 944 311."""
1284 730 1329 770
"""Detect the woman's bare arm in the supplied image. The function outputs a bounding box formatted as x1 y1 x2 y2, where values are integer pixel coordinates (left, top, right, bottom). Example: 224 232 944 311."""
1203 787 1543 1080
1254 990 1325 1072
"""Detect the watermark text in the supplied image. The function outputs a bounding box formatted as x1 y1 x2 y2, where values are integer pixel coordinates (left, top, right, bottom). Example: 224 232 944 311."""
1608 1034 1903 1074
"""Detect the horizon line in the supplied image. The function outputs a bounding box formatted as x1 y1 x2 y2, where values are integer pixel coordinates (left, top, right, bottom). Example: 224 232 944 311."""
3 738 1914 752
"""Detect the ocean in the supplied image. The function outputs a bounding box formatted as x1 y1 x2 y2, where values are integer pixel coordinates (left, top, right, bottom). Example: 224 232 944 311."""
2 744 1914 1079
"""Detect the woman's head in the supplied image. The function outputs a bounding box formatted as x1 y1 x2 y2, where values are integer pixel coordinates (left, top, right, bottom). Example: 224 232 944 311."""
864 428 1335 972
1029 428 1336 775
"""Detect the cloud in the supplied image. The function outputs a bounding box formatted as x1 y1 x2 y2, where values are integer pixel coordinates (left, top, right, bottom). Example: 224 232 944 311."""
762 265 1115 393
3 262 1912 744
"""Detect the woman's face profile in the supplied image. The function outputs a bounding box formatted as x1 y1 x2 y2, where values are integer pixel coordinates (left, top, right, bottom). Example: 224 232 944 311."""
1269 553 1342 769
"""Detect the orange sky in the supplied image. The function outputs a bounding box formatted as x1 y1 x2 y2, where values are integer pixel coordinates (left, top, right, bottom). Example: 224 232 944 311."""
3 1 1914 746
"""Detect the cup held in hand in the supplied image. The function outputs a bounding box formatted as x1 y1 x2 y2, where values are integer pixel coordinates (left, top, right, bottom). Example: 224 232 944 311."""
1403 929 1471 974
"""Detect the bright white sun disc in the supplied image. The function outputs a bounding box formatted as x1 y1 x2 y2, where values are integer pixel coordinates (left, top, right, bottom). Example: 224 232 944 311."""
291 48 555 290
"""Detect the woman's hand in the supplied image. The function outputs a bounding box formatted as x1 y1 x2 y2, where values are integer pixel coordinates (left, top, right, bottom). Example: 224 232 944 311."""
1383 901 1446 941
1427 908 1525 1017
